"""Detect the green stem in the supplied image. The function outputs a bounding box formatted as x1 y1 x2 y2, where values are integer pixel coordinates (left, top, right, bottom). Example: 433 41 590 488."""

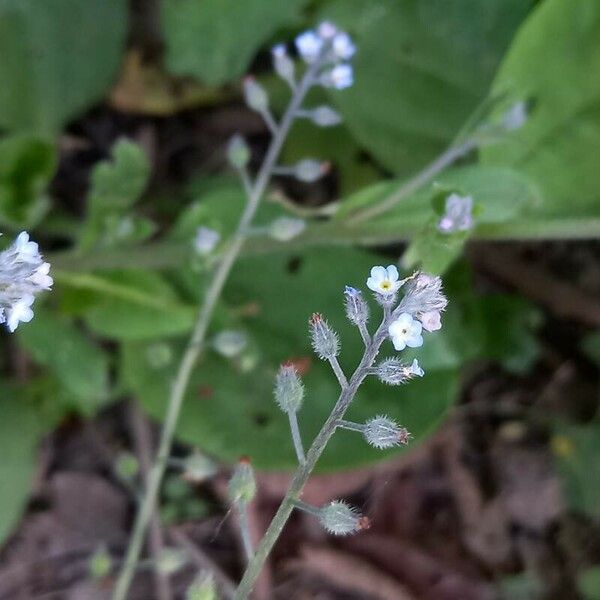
237 501 254 563
287 410 305 464
233 317 391 599
111 59 319 600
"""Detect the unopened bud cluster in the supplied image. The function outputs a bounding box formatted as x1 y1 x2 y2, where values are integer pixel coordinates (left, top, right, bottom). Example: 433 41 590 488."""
318 500 369 536
0 232 52 332
309 313 340 360
274 363 304 413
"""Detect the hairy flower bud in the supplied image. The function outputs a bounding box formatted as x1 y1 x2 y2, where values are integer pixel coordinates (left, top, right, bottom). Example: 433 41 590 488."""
293 159 328 183
228 457 256 504
268 216 306 242
363 415 410 449
375 357 424 385
227 134 250 169
318 500 369 536
243 77 269 112
272 44 295 86
398 272 447 316
344 286 368 326
274 363 304 413
309 313 339 360
310 105 342 127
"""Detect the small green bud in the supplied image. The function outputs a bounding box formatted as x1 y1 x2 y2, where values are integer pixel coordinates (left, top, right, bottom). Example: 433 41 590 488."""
146 342 173 369
227 134 250 169
213 330 247 358
228 457 256 504
89 545 112 579
115 451 139 482
274 363 304 413
243 77 269 112
156 547 187 575
182 451 218 483
311 105 342 127
186 572 217 600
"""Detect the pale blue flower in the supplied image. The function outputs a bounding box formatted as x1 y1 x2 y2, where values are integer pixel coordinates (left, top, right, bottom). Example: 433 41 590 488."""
437 193 474 234
408 358 424 377
322 64 353 89
6 294 34 332
194 227 220 255
332 32 356 60
388 313 423 351
295 30 323 63
367 265 401 296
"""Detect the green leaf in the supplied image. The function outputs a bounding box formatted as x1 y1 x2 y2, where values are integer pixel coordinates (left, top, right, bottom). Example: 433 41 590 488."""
80 140 151 250
0 389 43 544
18 309 110 415
162 0 308 85
123 248 459 471
0 0 127 134
322 0 534 175
578 567 600 600
0 135 56 228
552 420 600 518
56 270 196 341
482 0 600 219
582 331 600 366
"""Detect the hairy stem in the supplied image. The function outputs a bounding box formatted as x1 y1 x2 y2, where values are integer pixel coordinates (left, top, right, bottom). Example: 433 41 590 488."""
287 411 305 464
237 502 254 563
112 60 319 600
234 315 393 599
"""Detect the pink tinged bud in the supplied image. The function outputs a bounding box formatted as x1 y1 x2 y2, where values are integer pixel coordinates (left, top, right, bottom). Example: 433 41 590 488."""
364 415 410 449
318 500 367 536
420 311 442 332
309 313 340 360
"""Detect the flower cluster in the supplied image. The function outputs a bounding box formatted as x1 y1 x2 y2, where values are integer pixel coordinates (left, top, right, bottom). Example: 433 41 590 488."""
0 232 52 332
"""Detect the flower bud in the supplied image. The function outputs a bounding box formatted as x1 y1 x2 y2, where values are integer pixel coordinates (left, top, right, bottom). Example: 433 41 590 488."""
227 134 250 169
274 363 304 413
272 44 295 86
194 226 221 255
243 77 269 113
146 342 173 369
213 330 247 358
318 500 369 536
375 357 424 385
115 451 139 481
398 272 447 316
364 415 410 449
186 573 216 600
268 216 306 242
310 105 342 127
309 313 339 360
182 451 218 483
293 159 328 183
156 547 187 575
89 545 112 579
344 286 368 326
228 457 256 504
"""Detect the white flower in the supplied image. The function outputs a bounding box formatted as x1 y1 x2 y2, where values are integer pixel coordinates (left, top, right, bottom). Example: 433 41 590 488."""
269 217 306 242
193 227 220 255
408 358 424 377
437 193 474 234
295 30 323 63
14 231 40 262
29 262 53 289
317 21 338 40
367 265 401 296
332 32 356 60
388 313 423 351
322 64 353 89
6 294 34 332
420 310 441 332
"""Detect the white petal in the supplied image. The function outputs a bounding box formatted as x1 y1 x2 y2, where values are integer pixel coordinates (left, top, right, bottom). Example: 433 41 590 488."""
391 335 406 351
370 265 387 281
366 277 379 292
406 334 423 348
386 265 399 282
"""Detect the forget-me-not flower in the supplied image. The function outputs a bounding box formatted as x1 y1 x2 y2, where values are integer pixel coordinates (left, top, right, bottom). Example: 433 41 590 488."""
388 313 423 351
367 265 401 296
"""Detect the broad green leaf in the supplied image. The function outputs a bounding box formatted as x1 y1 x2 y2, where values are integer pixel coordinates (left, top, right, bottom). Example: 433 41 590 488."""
552 420 600 518
482 0 600 219
123 248 459 471
0 135 56 228
321 0 534 175
0 0 127 134
80 140 151 250
18 309 110 414
56 270 196 341
0 389 43 544
162 0 308 85
578 567 600 600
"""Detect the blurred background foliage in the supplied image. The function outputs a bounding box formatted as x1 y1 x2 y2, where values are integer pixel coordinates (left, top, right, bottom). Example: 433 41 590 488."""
0 0 598 575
